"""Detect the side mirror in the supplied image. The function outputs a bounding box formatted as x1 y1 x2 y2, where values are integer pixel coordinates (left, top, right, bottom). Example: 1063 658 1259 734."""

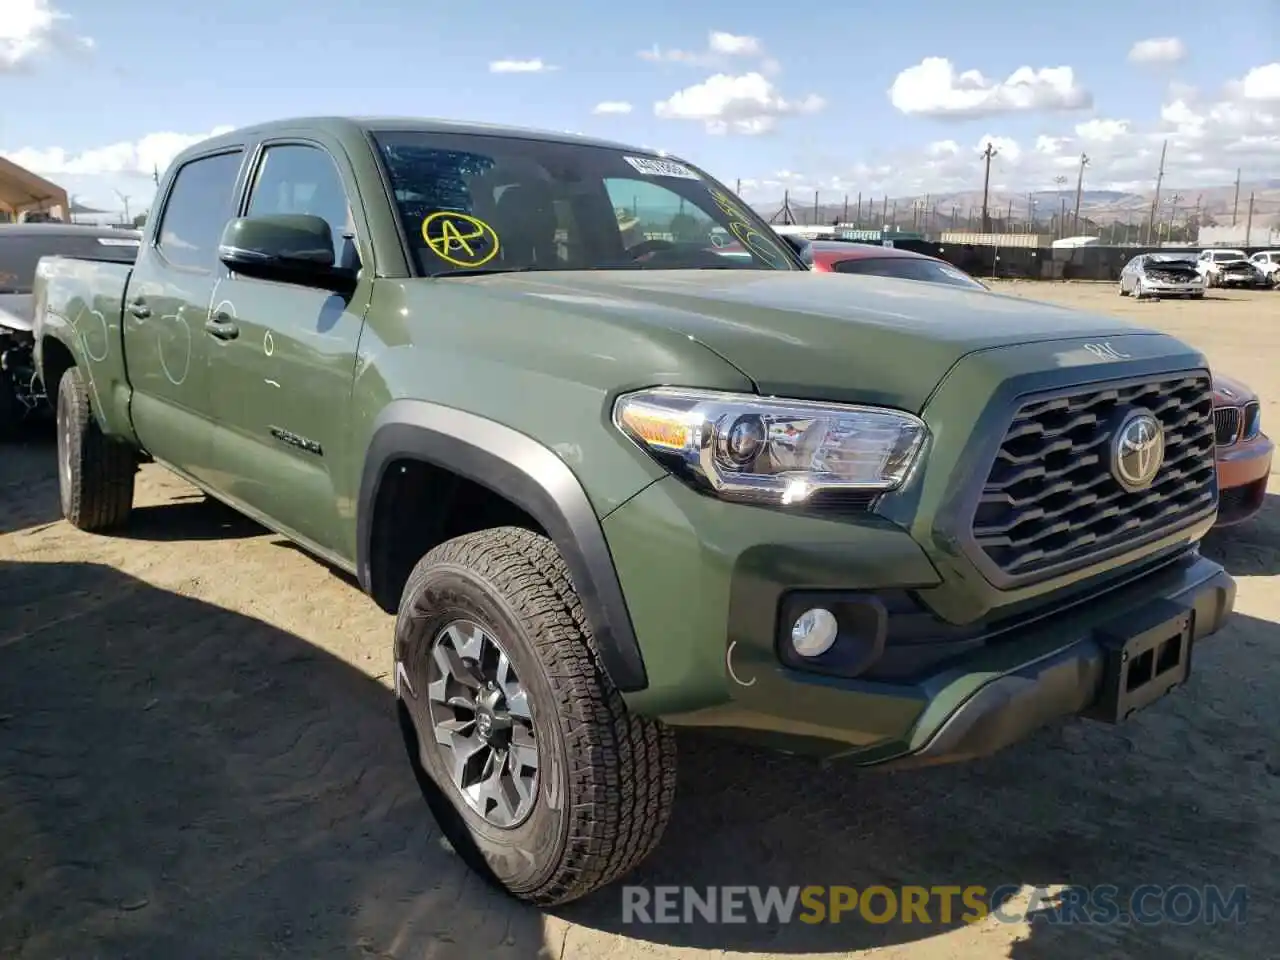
217 214 356 292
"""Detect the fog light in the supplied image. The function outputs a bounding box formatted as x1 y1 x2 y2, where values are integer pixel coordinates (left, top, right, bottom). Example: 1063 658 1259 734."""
790 608 838 658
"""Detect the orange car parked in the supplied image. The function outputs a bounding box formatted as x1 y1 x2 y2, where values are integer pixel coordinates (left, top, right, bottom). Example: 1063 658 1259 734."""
1213 374 1272 526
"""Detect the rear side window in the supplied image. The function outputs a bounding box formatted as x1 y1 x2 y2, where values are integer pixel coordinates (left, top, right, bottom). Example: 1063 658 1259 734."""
156 150 244 271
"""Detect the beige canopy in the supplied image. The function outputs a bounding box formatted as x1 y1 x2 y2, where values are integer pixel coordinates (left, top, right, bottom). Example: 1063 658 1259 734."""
0 157 68 221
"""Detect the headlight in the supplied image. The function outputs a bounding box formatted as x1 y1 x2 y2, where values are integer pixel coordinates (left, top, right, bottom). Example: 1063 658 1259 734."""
612 387 927 505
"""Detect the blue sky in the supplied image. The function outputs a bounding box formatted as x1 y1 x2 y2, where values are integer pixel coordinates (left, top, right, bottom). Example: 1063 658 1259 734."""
3 0 1278 215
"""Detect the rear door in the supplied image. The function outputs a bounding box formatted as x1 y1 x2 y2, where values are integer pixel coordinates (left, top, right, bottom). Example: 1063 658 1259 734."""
122 148 247 481
206 137 374 559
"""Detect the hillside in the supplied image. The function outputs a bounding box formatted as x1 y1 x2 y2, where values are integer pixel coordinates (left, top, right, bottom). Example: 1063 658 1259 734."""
748 179 1280 231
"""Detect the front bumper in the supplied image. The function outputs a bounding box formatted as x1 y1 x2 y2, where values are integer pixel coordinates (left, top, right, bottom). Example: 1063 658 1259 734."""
1215 433 1274 526
1140 281 1203 297
606 476 1236 765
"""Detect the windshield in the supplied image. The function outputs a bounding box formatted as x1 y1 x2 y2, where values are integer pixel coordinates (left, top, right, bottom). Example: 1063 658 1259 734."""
1212 251 1244 261
369 130 800 276
0 232 139 294
1147 256 1197 268
831 255 986 289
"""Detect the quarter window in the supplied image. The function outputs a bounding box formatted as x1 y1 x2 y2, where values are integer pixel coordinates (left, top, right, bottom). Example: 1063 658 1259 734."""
245 143 357 269
156 151 244 271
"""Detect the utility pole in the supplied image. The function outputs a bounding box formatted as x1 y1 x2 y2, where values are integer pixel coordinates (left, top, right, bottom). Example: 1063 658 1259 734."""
1072 153 1089 234
114 189 131 225
1245 192 1255 245
812 191 819 226
1166 193 1183 240
855 192 862 225
1147 139 1167 246
1231 168 1241 226
1053 175 1068 239
979 141 998 233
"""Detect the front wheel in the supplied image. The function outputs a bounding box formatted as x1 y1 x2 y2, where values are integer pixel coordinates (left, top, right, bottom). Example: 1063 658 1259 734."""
394 526 677 906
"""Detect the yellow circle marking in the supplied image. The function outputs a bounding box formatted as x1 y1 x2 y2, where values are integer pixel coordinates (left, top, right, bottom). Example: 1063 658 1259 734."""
728 220 786 268
709 188 750 221
421 212 500 268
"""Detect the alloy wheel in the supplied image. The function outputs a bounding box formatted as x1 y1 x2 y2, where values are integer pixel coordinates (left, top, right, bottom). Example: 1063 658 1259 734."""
425 619 539 828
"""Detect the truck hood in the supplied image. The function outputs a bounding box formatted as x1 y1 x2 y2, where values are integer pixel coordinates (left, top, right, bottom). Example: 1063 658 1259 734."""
469 269 1154 411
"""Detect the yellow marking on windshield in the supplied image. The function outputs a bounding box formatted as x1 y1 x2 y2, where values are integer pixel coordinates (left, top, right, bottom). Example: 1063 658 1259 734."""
421 212 501 268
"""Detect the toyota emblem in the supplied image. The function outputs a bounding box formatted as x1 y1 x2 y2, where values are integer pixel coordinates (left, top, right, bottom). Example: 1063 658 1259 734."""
1111 410 1165 492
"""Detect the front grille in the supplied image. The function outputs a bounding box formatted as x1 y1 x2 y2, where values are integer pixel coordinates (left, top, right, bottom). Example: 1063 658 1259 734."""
1242 401 1261 441
971 373 1217 581
1215 406 1241 446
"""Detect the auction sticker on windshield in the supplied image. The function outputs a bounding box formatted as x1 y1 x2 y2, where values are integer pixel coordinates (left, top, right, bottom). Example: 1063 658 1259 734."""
623 156 700 180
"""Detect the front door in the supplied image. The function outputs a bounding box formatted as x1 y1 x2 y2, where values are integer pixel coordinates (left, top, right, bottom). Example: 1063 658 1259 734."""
207 139 373 558
122 148 246 483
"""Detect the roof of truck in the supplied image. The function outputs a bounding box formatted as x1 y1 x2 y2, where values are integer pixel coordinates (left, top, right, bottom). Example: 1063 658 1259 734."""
183 116 667 162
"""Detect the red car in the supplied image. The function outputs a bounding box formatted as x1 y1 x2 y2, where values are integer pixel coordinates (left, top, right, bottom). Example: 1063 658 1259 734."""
803 240 989 289
1213 374 1273 526
801 239 1272 527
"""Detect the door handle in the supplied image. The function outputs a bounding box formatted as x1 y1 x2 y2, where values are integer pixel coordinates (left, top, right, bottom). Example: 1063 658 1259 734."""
204 317 240 340
127 300 151 319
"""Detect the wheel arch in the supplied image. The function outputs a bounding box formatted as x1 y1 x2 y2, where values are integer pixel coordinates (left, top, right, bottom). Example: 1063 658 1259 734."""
357 400 649 693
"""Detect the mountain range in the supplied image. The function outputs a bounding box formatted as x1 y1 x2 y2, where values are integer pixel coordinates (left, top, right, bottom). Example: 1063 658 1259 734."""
749 179 1280 230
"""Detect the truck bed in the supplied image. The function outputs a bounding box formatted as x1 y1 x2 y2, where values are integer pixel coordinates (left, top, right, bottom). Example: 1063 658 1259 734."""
32 254 137 441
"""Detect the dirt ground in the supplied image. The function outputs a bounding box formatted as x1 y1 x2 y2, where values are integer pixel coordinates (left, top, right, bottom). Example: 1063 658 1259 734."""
2 283 1277 960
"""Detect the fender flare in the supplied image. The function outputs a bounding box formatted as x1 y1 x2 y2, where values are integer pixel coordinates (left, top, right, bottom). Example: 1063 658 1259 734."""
356 399 649 692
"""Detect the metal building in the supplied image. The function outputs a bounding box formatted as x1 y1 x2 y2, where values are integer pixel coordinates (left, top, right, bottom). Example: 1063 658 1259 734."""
0 156 69 222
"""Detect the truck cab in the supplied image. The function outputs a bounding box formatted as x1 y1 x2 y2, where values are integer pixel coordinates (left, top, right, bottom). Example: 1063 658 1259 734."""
30 115 1238 909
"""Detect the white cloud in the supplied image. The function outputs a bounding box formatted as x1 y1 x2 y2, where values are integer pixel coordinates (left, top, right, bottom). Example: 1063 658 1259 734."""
889 57 1092 118
638 30 765 67
592 101 633 115
1128 37 1187 65
1239 62 1280 101
3 125 235 181
654 71 825 135
1075 118 1131 142
489 58 557 73
728 61 1280 215
0 0 92 72
708 32 762 56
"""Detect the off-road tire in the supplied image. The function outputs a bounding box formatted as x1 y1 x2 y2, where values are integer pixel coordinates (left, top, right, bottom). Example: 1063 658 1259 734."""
394 525 677 906
55 365 135 531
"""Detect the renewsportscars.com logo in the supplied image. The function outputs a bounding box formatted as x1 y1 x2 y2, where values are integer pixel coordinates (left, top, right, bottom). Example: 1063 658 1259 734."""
621 884 1249 926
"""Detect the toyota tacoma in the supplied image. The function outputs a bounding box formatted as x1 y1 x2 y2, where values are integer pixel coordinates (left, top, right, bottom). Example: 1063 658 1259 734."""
31 116 1236 906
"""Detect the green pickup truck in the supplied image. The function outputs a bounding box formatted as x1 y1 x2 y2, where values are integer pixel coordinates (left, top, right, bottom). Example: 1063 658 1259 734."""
32 116 1236 906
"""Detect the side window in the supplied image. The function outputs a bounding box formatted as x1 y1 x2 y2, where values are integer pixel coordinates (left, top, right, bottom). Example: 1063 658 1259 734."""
245 144 358 269
603 178 717 250
156 151 244 271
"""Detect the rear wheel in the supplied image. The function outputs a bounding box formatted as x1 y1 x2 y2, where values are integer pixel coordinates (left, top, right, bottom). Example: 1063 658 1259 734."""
55 365 135 531
394 526 677 906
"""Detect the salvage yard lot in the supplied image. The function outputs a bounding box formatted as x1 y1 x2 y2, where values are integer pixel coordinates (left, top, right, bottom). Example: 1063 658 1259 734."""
2 283 1277 960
